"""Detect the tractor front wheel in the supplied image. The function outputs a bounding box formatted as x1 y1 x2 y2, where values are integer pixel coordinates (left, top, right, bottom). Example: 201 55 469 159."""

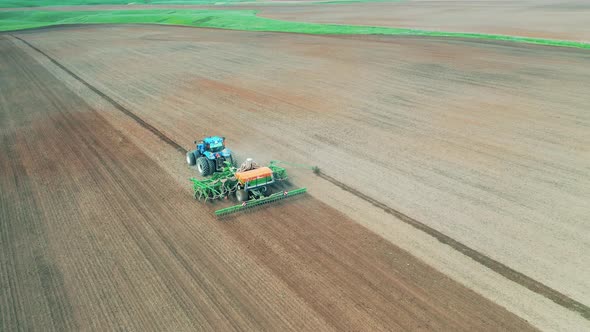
197 157 211 176
208 159 216 173
186 151 196 166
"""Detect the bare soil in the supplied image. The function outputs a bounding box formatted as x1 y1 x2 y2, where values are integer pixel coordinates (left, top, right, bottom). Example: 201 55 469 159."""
13 24 589 308
0 31 536 331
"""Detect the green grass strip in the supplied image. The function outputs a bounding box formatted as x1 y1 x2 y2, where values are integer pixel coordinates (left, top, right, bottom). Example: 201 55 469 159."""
0 0 402 8
1 9 589 50
0 0 252 8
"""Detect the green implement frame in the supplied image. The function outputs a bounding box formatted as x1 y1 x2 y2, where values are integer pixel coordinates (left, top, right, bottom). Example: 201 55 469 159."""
215 187 307 216
268 161 288 181
190 163 238 201
190 160 307 216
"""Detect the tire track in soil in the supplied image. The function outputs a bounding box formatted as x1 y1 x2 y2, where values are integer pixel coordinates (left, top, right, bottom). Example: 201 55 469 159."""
315 171 590 320
223 197 536 330
11 32 589 321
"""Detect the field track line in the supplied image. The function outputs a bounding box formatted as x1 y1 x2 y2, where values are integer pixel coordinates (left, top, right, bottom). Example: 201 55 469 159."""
11 34 590 320
315 171 590 320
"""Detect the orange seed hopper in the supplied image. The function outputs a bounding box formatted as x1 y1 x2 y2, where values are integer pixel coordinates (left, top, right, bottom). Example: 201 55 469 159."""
235 167 274 186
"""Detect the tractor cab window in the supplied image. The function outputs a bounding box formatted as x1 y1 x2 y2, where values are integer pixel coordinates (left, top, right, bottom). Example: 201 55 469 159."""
208 141 224 152
210 145 224 152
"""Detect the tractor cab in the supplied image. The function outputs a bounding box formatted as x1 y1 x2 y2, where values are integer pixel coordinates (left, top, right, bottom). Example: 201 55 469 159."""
198 136 225 153
186 136 234 176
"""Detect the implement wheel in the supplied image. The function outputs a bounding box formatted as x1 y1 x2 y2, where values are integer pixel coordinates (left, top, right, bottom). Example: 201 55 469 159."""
197 157 211 176
226 155 235 167
236 189 248 202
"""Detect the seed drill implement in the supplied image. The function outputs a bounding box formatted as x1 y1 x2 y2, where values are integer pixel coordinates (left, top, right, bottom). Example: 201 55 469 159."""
190 158 307 217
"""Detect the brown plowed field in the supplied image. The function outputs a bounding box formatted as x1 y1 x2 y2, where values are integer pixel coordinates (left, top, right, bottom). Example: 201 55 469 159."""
13 23 590 308
0 33 536 331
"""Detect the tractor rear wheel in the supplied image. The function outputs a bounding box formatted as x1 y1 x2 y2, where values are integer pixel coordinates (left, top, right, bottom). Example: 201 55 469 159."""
186 151 196 166
197 157 211 176
236 189 249 202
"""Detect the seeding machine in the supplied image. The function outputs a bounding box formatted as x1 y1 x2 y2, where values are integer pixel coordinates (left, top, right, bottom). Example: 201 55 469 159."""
187 136 308 216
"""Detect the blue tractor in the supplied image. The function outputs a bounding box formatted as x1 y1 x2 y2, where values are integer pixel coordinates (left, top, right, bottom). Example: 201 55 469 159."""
186 136 234 176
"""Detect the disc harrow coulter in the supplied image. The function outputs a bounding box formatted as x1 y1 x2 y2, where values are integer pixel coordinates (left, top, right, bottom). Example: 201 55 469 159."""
215 187 307 216
190 164 238 201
